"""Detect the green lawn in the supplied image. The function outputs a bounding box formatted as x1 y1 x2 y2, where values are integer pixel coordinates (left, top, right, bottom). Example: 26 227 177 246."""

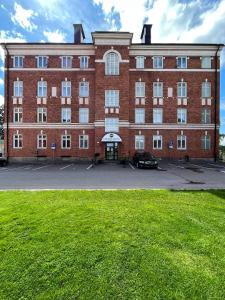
0 190 225 300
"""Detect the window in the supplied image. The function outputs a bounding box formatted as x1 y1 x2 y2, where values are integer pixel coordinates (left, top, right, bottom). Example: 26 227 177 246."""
13 134 23 148
37 81 47 97
37 107 47 123
79 135 89 149
177 82 187 98
177 108 187 124
177 135 186 150
79 82 89 97
153 56 163 69
80 56 89 69
13 81 23 97
61 135 71 149
37 56 48 68
153 82 163 97
135 108 145 123
201 57 211 69
61 56 72 68
201 108 211 124
13 108 23 123
153 108 163 123
61 108 71 123
201 135 210 150
177 57 187 68
135 135 144 150
135 82 145 97
153 135 162 149
61 81 71 97
136 56 145 69
37 134 47 149
13 56 23 68
201 82 211 98
105 118 119 132
79 108 89 123
105 52 119 75
105 90 119 107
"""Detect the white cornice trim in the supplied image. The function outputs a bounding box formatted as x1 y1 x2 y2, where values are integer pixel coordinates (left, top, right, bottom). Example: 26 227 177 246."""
129 68 219 72
9 68 95 72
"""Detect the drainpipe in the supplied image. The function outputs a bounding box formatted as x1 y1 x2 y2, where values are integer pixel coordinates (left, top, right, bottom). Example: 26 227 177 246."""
214 45 220 162
2 44 9 163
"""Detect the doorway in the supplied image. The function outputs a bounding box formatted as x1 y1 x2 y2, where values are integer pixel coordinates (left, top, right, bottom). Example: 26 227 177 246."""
105 142 118 160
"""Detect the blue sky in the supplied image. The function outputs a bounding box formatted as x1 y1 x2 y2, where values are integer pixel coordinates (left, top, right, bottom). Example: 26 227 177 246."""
0 0 225 133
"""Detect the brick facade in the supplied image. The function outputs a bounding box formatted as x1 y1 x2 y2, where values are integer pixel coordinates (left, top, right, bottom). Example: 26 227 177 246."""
2 25 223 162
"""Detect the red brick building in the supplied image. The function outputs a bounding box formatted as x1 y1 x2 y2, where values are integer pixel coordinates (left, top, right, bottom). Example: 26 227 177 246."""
1 24 224 162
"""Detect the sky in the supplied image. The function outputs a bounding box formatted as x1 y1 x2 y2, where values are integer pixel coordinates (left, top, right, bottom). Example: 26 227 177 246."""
0 0 225 133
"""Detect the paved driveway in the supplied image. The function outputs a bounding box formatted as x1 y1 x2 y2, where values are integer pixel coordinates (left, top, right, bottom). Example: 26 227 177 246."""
0 160 225 190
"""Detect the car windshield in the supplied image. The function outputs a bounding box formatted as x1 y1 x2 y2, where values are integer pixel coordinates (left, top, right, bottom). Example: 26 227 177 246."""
138 153 155 159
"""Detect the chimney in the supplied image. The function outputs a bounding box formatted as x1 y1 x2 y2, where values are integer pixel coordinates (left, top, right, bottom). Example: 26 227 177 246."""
73 24 85 44
141 24 152 44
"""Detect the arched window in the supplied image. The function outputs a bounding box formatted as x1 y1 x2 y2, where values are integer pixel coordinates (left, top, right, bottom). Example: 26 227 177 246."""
105 52 119 75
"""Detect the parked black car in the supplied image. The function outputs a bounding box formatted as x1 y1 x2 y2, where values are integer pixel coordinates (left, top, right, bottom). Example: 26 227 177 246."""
133 152 158 169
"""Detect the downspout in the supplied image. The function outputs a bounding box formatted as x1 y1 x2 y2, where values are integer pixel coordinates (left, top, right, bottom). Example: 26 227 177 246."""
214 45 220 162
2 44 9 163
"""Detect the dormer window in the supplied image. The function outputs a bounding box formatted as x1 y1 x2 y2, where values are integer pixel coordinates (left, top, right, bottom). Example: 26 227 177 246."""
177 57 187 69
80 56 89 69
136 56 145 69
37 56 48 68
105 52 119 75
61 56 72 68
13 56 23 68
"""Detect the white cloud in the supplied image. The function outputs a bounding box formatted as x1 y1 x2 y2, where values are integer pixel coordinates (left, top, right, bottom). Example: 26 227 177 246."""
0 30 26 63
0 78 3 85
0 95 4 105
11 2 38 32
43 30 66 42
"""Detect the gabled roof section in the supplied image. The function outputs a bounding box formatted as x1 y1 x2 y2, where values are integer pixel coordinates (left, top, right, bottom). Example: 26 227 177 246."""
92 31 133 46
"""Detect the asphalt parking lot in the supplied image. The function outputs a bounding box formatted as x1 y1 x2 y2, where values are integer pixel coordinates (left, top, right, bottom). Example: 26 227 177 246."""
0 159 225 190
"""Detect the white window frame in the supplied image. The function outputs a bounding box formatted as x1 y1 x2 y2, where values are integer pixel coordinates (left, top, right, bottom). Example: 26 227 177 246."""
13 134 23 148
79 108 89 124
37 134 47 149
153 135 162 150
177 56 187 69
61 108 71 123
135 82 145 98
61 56 72 68
37 81 47 97
79 135 89 149
13 107 23 123
37 56 48 68
135 135 145 150
177 108 187 124
153 56 163 69
61 135 71 149
80 56 89 69
79 82 89 97
61 81 71 97
105 90 119 107
37 107 47 123
201 57 211 69
105 52 119 75
135 108 145 124
177 82 187 98
153 108 163 124
201 82 211 98
13 56 23 68
201 108 211 124
153 82 163 98
105 118 119 132
13 81 23 97
136 56 145 69
201 135 210 150
177 135 186 150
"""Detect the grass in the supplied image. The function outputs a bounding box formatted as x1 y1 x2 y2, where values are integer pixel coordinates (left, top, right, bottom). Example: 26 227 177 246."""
0 190 225 300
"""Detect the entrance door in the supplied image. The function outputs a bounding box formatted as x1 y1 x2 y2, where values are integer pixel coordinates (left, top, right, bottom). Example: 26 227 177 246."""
105 143 118 160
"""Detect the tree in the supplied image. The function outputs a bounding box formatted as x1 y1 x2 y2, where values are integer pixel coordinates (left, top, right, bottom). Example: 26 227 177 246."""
0 104 4 140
